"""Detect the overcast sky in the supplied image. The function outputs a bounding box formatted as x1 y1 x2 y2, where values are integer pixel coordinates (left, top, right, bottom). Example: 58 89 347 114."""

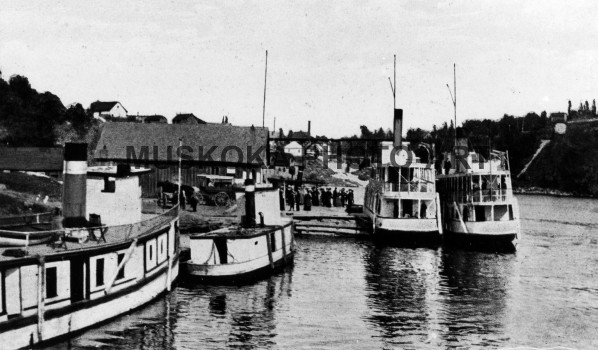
1 0 597 137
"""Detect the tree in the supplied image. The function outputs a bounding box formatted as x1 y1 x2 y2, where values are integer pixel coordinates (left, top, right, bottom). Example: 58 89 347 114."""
65 103 92 135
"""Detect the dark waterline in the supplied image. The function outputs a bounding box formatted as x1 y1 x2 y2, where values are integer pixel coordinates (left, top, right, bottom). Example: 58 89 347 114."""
45 195 598 349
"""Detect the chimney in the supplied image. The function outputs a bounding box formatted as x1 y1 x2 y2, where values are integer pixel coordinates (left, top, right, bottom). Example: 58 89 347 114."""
308 120 311 137
243 179 256 228
393 109 403 148
62 143 88 227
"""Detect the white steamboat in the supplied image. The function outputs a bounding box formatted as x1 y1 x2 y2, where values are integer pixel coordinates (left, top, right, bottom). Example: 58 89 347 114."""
0 143 179 349
436 133 521 246
364 109 442 242
183 180 294 283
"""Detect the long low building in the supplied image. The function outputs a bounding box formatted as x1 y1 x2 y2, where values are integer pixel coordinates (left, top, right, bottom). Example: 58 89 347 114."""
93 122 269 197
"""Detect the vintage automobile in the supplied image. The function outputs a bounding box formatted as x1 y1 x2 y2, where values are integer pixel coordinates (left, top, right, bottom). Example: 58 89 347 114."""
196 174 237 207
157 181 195 207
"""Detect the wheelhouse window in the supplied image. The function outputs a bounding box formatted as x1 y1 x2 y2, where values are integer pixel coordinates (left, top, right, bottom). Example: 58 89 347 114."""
96 258 105 286
46 266 58 299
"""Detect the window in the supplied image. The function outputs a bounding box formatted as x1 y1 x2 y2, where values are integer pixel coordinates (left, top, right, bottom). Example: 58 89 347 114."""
96 258 104 286
46 267 58 299
116 253 125 280
103 177 115 193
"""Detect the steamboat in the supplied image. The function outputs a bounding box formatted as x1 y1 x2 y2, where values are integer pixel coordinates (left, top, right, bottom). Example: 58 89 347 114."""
364 109 442 241
436 130 521 246
183 179 294 283
0 143 180 349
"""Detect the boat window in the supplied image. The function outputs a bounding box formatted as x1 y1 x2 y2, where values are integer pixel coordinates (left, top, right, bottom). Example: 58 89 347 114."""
475 206 487 222
494 205 509 221
103 177 115 193
46 266 58 299
116 253 125 280
509 205 514 220
96 258 105 287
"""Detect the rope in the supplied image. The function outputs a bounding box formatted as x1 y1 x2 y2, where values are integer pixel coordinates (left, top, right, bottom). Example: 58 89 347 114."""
200 242 216 264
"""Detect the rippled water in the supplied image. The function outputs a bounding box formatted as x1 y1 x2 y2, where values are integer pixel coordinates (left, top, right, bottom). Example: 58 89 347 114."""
47 195 598 349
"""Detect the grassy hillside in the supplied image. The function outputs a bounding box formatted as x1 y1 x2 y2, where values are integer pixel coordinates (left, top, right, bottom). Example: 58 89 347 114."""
518 125 598 196
0 172 61 216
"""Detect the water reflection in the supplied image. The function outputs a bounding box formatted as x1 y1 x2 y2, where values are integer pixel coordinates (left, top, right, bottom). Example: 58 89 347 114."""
437 246 515 348
363 244 439 347
174 270 293 349
45 296 176 350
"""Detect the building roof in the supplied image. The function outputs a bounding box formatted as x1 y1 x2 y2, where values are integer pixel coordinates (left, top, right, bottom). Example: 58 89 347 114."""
87 165 152 178
90 101 127 114
0 147 63 171
172 113 206 125
136 115 168 123
291 130 310 139
94 123 269 166
284 141 303 149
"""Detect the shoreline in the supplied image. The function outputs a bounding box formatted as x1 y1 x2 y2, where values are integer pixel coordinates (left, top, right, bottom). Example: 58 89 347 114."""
513 187 597 199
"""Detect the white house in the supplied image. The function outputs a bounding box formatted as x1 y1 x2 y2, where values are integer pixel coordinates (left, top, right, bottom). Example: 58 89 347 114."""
284 141 303 157
89 101 128 120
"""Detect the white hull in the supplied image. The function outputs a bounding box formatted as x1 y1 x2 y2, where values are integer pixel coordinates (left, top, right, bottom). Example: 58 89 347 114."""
445 219 520 238
364 205 441 234
184 223 294 281
185 246 292 278
0 259 179 350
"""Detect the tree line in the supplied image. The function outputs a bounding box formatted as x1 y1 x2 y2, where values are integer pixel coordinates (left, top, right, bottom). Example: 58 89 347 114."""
0 73 92 147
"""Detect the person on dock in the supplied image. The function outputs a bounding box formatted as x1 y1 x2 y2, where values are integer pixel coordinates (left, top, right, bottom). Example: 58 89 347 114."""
347 189 354 207
312 187 320 206
288 190 295 211
340 188 347 207
304 190 312 211
332 187 338 207
295 190 301 211
279 188 285 210
179 190 186 210
325 188 332 207
189 194 198 212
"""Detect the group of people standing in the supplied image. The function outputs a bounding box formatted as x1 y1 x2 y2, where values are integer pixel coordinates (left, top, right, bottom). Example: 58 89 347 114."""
280 186 354 212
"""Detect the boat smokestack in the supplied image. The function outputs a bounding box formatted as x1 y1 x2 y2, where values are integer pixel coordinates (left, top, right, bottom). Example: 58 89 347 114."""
393 108 403 149
62 143 88 227
244 179 256 228
308 120 311 137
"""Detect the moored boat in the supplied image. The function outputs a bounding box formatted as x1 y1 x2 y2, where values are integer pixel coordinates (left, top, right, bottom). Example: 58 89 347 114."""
0 143 180 349
364 109 442 243
436 130 521 247
183 180 294 283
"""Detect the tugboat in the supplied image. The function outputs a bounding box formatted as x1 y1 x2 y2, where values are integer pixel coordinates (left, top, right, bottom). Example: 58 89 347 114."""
436 129 521 247
0 143 180 349
364 109 443 242
183 179 294 283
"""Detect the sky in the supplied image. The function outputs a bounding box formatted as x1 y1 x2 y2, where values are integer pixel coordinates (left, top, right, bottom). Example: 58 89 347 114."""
1 0 598 137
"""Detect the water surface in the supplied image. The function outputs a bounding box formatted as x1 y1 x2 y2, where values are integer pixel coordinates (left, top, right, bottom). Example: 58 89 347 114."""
47 195 598 349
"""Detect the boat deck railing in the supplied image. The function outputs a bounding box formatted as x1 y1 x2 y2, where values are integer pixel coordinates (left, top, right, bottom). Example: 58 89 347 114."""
0 211 53 228
0 206 179 249
382 181 435 193
452 189 514 204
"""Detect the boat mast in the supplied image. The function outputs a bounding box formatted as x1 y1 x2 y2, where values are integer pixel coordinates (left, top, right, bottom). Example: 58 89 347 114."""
446 63 457 146
177 138 182 215
262 50 268 128
388 54 396 108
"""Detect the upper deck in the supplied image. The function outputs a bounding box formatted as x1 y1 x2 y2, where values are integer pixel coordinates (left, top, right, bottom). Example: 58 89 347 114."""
0 207 178 263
